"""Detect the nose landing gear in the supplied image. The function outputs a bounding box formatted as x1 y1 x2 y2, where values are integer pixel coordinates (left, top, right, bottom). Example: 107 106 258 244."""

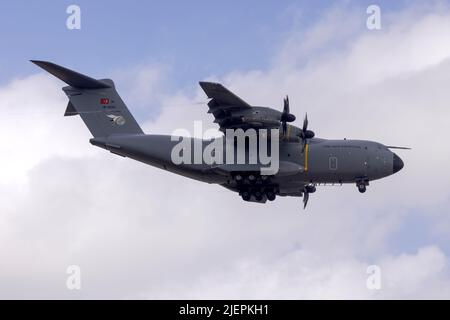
356 180 369 193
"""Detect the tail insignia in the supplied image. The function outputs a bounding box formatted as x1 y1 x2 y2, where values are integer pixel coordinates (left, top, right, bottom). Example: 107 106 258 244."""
107 114 126 126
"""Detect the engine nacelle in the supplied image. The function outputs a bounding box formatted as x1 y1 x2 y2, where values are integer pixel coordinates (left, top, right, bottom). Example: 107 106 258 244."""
282 124 302 142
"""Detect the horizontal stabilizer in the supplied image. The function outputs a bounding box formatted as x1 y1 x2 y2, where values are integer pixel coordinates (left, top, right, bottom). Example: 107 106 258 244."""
31 60 111 89
64 101 79 116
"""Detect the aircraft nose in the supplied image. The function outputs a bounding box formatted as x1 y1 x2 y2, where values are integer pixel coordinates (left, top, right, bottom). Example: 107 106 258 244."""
393 153 404 173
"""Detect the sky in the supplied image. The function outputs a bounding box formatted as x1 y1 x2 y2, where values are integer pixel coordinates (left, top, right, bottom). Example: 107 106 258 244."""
0 1 410 85
1 0 450 299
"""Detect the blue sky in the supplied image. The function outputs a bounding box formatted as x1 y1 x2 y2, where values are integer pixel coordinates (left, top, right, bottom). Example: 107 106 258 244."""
0 0 411 88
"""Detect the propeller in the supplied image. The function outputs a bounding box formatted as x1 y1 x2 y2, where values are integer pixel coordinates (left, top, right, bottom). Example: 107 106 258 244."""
280 96 296 136
279 96 315 150
299 113 315 153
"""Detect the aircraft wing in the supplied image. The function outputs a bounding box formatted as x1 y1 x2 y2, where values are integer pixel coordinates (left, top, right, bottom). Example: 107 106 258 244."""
199 81 251 108
199 82 282 132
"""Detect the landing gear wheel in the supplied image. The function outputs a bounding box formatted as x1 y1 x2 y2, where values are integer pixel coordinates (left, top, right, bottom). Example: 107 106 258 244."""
358 184 366 193
254 191 263 201
241 191 251 201
266 191 276 201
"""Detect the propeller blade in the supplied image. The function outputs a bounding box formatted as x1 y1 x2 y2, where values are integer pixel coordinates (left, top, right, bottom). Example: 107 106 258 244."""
281 96 289 138
303 113 308 132
281 95 295 123
303 190 309 209
284 95 290 114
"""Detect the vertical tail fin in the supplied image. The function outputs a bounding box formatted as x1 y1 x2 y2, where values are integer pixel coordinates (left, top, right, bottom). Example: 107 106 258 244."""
31 60 143 138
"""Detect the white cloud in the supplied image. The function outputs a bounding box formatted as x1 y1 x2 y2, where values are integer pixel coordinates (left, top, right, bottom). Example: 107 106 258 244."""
379 246 450 299
153 246 450 299
0 74 98 185
1 3 450 299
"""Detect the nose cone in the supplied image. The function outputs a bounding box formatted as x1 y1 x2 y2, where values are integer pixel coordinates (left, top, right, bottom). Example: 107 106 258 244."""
393 153 404 173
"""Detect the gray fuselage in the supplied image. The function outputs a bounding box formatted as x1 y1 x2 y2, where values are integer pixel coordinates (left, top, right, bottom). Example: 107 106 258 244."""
90 134 403 199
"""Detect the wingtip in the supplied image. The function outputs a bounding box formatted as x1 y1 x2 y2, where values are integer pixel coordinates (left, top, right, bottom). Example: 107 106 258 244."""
199 81 211 88
30 59 48 65
199 81 225 93
199 81 212 91
199 81 220 87
30 60 55 71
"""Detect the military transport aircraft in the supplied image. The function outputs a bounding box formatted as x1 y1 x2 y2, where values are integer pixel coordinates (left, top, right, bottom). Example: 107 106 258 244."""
32 61 407 209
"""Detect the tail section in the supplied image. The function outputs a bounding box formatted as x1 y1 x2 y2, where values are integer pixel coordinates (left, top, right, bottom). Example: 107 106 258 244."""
31 60 143 138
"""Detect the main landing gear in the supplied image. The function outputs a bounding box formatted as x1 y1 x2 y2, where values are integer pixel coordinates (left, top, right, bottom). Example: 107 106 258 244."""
240 187 277 202
235 173 277 202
